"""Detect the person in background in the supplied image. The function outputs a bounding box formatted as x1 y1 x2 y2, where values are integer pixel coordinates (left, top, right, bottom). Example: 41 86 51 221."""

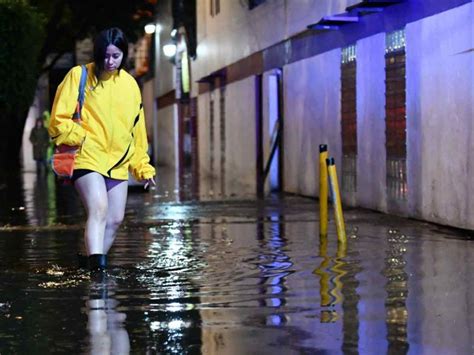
29 118 50 174
48 27 156 270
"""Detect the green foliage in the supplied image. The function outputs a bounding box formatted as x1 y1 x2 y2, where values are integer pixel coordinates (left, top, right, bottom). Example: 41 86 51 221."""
0 0 45 121
0 0 155 167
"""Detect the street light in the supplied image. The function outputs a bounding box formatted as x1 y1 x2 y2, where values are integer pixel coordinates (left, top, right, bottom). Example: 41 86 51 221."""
144 23 162 34
163 43 177 58
144 23 156 34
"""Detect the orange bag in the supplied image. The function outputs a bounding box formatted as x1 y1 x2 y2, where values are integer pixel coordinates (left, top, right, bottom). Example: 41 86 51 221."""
51 65 87 179
51 144 79 178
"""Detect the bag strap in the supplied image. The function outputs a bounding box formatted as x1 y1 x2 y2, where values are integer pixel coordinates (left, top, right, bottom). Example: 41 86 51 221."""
72 65 88 121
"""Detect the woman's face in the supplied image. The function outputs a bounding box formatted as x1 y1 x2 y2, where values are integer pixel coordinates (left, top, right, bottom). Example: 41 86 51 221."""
104 44 123 72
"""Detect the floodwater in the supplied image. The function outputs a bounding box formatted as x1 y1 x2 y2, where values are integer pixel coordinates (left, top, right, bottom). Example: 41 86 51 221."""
0 169 473 354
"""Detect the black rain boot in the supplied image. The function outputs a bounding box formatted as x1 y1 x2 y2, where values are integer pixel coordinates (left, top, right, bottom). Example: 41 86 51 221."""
88 254 107 271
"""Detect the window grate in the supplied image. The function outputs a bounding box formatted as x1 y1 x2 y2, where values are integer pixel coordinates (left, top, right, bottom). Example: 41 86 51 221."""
386 29 406 54
341 45 357 195
385 29 407 201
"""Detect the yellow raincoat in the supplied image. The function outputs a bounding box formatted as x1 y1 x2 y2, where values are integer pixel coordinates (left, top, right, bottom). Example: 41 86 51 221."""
49 63 155 181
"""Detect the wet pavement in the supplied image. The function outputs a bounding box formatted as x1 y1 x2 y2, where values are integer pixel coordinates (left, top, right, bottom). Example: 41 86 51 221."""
0 168 473 354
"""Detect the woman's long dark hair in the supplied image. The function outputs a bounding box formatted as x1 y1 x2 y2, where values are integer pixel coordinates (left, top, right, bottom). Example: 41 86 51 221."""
93 27 128 81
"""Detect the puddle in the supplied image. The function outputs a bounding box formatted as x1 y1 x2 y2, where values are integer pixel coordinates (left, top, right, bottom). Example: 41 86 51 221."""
0 169 472 353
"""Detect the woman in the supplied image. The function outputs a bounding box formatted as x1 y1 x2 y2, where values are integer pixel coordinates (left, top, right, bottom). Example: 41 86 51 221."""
49 28 156 270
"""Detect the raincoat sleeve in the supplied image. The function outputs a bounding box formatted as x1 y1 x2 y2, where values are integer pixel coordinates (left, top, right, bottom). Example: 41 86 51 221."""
129 103 156 181
48 67 87 146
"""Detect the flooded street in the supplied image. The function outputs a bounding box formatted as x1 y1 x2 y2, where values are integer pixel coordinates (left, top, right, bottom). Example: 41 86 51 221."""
0 169 473 354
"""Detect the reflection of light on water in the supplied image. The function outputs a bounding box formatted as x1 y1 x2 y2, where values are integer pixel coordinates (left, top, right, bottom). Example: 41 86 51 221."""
269 298 282 308
45 264 64 276
166 285 185 299
166 237 183 259
36 265 89 288
167 302 185 312
150 319 192 331
162 205 190 219
146 240 162 258
142 217 198 353
267 314 284 326
169 319 187 330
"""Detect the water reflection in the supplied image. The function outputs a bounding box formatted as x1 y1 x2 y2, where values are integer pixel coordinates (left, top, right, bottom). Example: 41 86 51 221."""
130 220 202 353
314 236 346 312
313 235 361 353
0 167 473 353
0 171 28 226
18 169 82 227
384 229 409 353
85 273 130 354
23 171 57 225
256 214 292 325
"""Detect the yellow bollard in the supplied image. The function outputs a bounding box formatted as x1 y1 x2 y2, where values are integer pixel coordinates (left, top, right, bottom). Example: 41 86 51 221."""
326 157 347 243
319 145 328 237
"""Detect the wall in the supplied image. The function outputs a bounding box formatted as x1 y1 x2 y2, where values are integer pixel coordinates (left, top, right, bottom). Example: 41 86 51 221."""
154 0 179 167
157 105 177 167
406 3 473 229
198 78 257 197
192 1 473 229
142 79 154 138
283 49 342 197
224 77 257 196
193 0 358 91
356 34 387 212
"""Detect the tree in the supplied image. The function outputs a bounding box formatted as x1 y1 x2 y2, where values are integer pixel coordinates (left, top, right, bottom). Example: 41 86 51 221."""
31 0 157 73
0 0 156 171
0 0 45 169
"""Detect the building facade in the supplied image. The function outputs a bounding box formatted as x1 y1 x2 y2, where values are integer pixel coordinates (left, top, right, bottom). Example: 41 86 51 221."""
153 0 473 230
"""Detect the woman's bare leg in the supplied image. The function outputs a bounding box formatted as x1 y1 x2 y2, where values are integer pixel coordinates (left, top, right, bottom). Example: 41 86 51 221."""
103 181 128 254
74 173 108 255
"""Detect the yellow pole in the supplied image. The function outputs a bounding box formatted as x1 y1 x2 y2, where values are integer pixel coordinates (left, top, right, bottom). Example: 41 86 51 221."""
319 145 328 237
326 157 347 243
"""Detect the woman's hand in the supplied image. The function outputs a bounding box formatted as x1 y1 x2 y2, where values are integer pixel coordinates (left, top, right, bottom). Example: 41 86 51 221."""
144 177 156 190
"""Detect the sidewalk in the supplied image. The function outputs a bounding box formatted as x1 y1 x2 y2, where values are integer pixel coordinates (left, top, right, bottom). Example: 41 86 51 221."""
0 167 472 353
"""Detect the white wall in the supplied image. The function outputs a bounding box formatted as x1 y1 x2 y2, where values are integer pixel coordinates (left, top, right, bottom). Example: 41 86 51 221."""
224 77 257 196
155 0 176 97
193 2 474 229
198 78 256 197
157 105 177 167
142 79 154 137
198 92 212 178
194 0 359 88
406 3 473 229
283 49 342 197
356 34 387 212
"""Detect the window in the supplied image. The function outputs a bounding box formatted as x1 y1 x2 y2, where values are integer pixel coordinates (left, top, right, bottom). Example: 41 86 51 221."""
341 45 357 195
385 29 407 201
